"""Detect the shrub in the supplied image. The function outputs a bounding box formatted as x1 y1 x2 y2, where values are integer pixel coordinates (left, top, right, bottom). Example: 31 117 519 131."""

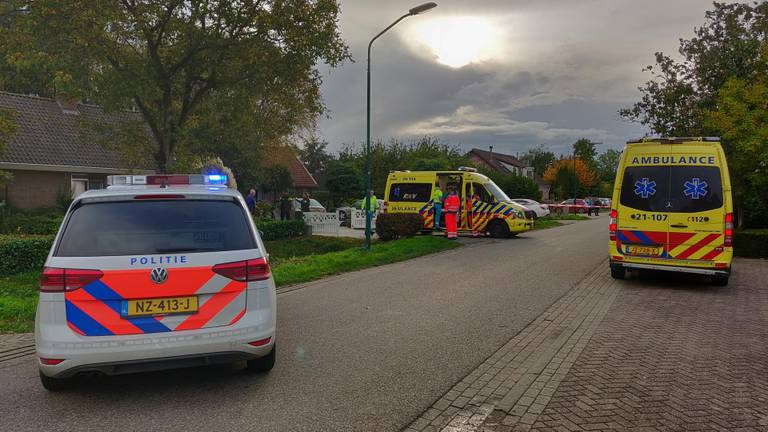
255 219 306 241
734 229 768 258
0 213 63 235
0 235 54 276
375 213 424 241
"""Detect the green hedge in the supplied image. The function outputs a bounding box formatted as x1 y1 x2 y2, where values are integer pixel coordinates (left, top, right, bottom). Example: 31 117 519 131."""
254 219 306 241
0 235 54 276
0 213 63 235
375 213 424 241
734 229 768 258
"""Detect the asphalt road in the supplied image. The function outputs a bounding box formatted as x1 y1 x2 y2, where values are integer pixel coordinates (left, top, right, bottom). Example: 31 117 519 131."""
0 216 607 432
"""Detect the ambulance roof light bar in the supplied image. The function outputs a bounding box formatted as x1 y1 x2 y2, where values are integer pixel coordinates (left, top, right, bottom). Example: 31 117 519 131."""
107 174 228 187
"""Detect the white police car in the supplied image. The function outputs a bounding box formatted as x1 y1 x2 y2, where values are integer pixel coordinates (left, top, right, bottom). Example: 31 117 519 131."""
35 174 277 390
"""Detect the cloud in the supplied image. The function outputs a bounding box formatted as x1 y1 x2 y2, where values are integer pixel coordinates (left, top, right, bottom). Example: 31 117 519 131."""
401 105 610 142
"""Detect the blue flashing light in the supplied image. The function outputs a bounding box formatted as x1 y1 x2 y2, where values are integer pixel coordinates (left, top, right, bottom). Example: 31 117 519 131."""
206 174 227 185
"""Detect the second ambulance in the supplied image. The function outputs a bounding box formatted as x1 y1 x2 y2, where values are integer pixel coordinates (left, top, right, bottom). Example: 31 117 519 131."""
609 137 733 285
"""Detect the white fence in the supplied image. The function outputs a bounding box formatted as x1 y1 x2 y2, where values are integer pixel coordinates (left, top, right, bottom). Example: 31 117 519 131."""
303 212 340 235
351 209 377 229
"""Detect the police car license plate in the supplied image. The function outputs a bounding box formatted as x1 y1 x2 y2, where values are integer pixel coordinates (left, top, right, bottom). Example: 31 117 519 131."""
124 296 198 317
626 245 662 256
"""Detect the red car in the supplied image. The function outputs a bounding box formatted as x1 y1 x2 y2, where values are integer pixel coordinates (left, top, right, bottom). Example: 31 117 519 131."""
550 199 599 215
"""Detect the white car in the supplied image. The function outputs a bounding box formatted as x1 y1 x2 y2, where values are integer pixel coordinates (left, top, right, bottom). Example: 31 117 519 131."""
35 174 277 390
511 199 550 218
292 197 326 212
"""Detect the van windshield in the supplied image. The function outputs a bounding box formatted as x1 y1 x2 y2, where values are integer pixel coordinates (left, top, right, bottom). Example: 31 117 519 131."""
485 181 511 202
620 166 723 213
55 199 256 257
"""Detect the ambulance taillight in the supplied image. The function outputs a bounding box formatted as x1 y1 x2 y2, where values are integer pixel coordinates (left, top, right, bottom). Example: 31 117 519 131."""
382 201 389 214
609 209 618 241
724 213 734 247
40 267 104 292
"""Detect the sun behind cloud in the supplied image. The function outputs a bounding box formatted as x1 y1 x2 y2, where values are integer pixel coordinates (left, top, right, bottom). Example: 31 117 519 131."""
408 16 503 68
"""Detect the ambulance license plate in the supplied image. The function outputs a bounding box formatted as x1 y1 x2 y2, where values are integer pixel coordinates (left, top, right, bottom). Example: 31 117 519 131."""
626 245 662 256
123 296 198 317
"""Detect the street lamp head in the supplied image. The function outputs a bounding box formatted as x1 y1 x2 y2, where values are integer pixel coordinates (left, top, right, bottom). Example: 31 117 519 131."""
409 2 437 15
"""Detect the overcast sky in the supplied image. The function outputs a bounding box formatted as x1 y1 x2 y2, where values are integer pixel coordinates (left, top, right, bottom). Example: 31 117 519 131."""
315 0 728 157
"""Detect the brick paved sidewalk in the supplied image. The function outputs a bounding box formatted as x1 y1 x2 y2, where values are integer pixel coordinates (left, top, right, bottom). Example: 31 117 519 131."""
405 258 768 432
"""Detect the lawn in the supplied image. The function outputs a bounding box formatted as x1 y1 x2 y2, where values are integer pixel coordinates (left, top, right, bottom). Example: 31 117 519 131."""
0 235 459 333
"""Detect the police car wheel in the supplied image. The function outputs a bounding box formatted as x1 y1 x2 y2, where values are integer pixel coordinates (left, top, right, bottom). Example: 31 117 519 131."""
246 345 276 373
712 275 729 287
39 371 75 391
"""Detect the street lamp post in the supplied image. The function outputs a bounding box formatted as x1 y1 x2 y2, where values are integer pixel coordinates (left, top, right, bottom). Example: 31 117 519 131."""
364 2 437 251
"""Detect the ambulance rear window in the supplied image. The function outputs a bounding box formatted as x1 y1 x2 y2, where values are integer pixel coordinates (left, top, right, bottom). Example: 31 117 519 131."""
620 166 723 213
55 200 256 257
388 183 433 202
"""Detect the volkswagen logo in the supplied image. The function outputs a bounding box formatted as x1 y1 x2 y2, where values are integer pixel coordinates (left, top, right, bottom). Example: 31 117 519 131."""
150 267 168 284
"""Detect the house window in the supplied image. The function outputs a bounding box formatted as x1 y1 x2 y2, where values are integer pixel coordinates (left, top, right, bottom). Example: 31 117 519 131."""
71 174 89 198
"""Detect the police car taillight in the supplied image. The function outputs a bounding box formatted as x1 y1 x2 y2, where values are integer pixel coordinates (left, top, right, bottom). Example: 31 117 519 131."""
40 267 104 292
609 209 618 241
107 174 228 187
212 258 271 282
724 213 734 247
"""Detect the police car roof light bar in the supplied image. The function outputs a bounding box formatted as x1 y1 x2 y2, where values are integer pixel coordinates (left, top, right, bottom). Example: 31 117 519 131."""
107 174 228 187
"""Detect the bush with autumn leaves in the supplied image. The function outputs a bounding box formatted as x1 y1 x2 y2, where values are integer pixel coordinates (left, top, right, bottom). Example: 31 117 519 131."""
543 158 598 200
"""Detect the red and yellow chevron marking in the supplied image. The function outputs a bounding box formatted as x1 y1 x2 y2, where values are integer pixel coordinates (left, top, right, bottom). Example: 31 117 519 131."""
668 233 723 260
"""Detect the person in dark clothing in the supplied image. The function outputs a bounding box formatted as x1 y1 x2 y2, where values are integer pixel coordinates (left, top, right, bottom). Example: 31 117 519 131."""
245 189 257 215
301 192 311 213
279 192 291 220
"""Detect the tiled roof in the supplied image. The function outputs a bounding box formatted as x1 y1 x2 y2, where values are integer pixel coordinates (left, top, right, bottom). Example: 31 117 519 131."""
0 91 150 170
468 148 529 172
263 146 318 189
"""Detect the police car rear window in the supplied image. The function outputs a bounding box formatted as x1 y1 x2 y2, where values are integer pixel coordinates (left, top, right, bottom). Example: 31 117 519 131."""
620 166 723 213
388 183 433 202
55 200 256 257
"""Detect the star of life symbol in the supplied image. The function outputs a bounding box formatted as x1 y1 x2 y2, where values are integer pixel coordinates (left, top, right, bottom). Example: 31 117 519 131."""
634 178 657 199
683 177 708 199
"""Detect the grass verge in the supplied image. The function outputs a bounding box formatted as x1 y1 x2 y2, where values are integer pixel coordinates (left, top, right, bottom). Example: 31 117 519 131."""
0 236 458 333
272 236 460 287
533 213 591 230
0 272 38 333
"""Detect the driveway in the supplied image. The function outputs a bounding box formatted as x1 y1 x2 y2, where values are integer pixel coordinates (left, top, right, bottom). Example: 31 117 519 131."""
0 217 608 431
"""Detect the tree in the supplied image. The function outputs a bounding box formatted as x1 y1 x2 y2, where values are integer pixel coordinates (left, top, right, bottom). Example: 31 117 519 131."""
596 149 622 183
543 158 597 199
325 160 362 205
620 2 768 135
705 75 768 228
0 108 17 186
298 136 332 175
258 166 293 194
3 0 349 172
572 138 598 167
521 145 556 179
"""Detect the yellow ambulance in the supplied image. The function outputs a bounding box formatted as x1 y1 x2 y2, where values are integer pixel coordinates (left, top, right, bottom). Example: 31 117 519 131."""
383 167 533 238
609 137 733 285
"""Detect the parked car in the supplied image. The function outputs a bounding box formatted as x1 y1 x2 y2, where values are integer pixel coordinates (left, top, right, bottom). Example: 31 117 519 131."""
550 199 599 215
291 198 326 213
511 199 550 219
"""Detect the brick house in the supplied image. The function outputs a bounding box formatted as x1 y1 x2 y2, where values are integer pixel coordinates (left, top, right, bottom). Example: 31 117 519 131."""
256 145 319 202
0 91 151 210
467 147 551 201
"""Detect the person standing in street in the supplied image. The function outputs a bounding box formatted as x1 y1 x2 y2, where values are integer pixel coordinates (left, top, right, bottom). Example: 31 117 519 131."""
443 187 460 240
299 192 311 219
245 189 257 215
360 189 379 217
432 183 444 230
279 192 291 220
